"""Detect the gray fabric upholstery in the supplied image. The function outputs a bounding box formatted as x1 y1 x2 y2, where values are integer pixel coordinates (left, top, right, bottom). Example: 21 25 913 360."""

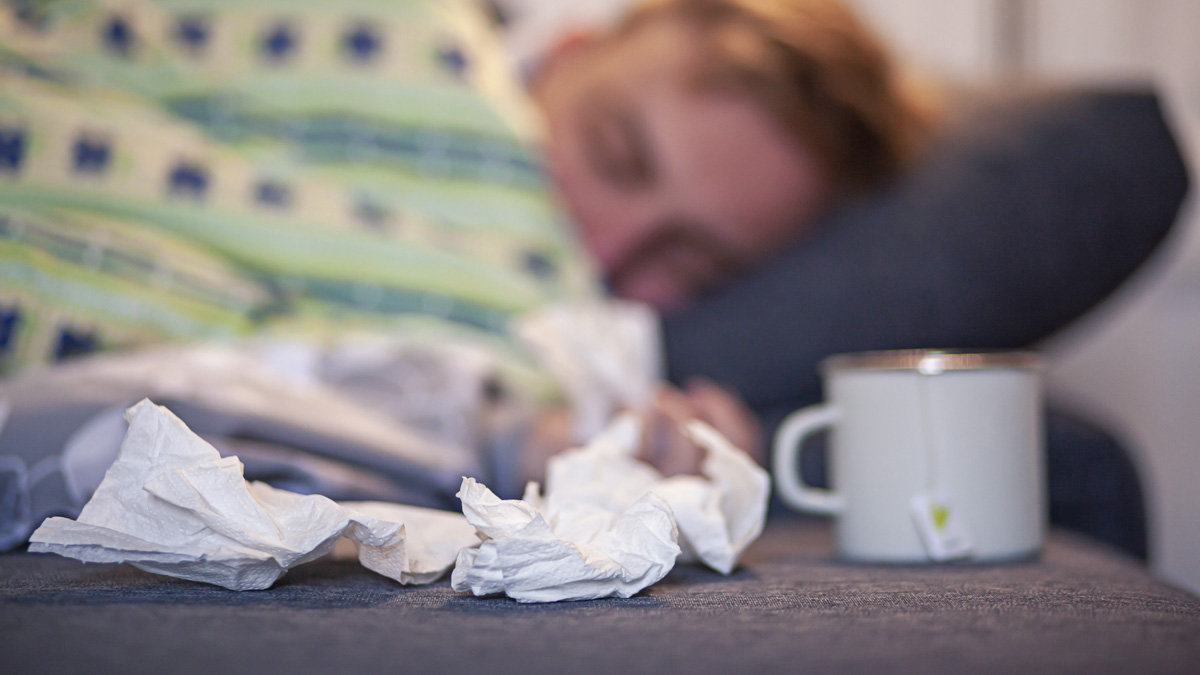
3 519 1197 674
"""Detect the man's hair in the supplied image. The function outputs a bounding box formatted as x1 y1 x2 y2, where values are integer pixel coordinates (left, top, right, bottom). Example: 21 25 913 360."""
618 0 933 194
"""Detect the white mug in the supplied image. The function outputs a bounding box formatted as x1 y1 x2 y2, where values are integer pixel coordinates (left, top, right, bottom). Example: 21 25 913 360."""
773 350 1046 562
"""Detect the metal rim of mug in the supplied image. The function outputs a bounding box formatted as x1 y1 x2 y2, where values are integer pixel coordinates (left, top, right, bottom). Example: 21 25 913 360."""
820 349 1043 375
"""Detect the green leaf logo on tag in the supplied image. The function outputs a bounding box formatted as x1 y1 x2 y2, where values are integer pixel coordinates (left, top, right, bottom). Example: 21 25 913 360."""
911 493 972 561
932 504 949 530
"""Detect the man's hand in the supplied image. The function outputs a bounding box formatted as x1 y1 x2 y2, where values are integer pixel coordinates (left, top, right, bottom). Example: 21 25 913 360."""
521 379 763 484
638 379 764 476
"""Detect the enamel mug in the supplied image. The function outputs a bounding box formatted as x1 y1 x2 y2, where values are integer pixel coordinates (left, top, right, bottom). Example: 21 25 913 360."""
772 350 1046 562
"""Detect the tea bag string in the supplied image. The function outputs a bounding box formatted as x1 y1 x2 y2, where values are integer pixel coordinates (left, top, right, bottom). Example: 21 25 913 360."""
916 372 940 494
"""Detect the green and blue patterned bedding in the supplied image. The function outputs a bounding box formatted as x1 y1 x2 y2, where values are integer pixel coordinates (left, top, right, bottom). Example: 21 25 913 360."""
0 0 598 372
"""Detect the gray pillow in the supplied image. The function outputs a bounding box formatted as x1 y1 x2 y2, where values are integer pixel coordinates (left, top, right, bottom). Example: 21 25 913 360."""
662 89 1191 411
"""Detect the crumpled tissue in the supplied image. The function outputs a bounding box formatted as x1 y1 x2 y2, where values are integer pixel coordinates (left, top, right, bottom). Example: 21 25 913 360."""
28 400 478 590
452 415 770 602
515 301 662 442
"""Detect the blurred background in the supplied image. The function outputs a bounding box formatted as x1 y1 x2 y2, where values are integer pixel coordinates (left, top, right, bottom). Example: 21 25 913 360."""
2 0 1197 592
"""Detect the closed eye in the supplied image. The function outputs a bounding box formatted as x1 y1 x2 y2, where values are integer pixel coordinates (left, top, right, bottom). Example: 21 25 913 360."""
581 95 656 190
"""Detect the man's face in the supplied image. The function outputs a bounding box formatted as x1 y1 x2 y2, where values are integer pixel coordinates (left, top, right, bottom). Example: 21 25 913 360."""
538 18 830 310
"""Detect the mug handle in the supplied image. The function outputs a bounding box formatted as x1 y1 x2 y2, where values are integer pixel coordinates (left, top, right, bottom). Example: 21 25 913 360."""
772 404 844 515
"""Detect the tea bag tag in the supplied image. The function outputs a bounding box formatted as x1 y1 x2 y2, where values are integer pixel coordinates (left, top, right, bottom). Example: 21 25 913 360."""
910 492 973 561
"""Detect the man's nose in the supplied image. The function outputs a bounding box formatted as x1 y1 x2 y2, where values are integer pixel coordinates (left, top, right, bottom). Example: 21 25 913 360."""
579 204 659 278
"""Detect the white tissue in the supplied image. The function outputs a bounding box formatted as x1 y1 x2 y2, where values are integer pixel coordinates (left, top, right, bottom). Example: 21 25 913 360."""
515 301 662 441
451 415 770 602
451 477 680 603
331 501 480 585
28 400 477 590
547 416 770 574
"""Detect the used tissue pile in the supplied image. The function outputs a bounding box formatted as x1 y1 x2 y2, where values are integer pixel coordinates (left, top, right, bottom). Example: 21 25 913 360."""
453 416 770 602
30 400 770 602
28 400 478 590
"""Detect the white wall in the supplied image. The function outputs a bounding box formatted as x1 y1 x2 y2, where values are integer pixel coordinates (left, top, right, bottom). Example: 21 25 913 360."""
1023 0 1200 596
851 0 1200 593
848 0 1006 79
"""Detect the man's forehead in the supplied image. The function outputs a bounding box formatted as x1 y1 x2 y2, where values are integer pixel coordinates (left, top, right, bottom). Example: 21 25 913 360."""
594 15 700 82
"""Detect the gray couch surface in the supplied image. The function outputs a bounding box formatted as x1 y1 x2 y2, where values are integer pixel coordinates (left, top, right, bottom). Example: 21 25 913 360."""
3 517 1198 674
